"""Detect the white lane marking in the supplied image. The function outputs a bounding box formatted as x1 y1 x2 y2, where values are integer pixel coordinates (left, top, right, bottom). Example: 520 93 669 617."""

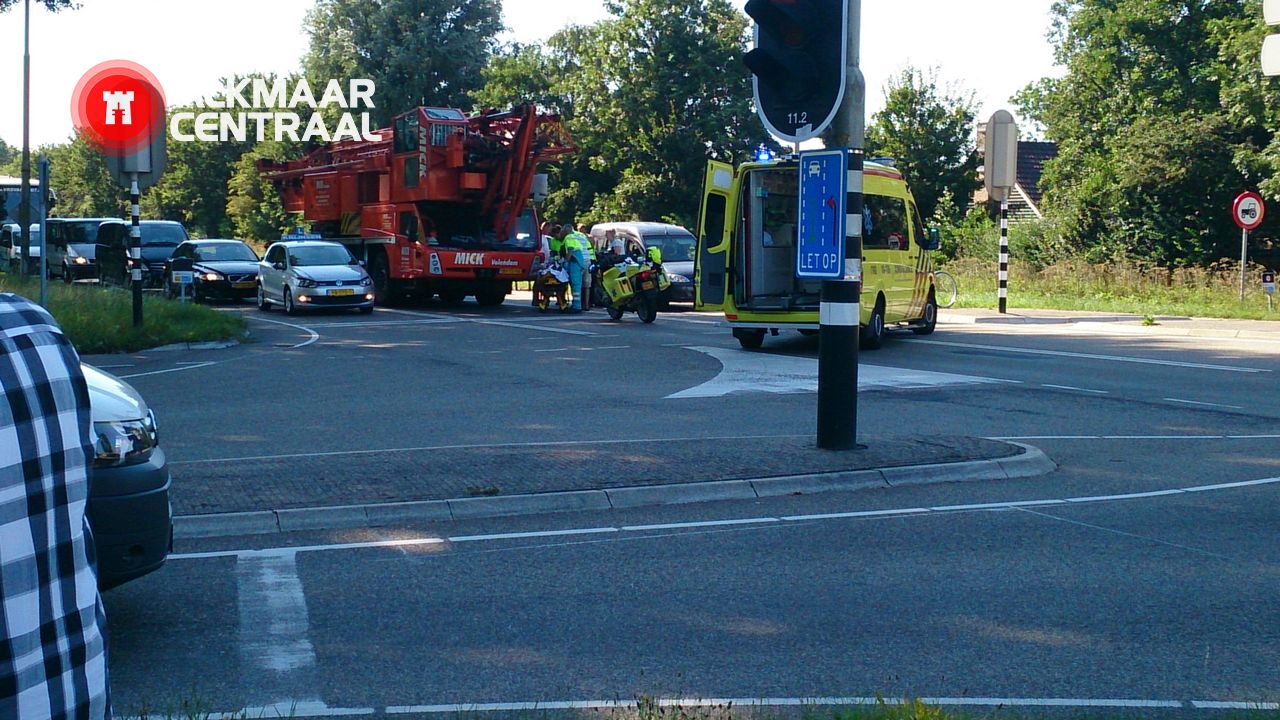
249 315 321 349
118 316 320 380
238 553 315 672
1163 398 1244 410
1016 508 1238 561
119 362 217 379
533 347 568 353
533 345 631 353
305 319 459 328
206 703 374 719
904 338 1270 373
91 364 133 369
474 319 597 336
169 433 808 466
989 435 1280 441
1193 701 1280 709
449 527 618 543
1042 384 1109 394
171 474 1280 561
667 346 1009 399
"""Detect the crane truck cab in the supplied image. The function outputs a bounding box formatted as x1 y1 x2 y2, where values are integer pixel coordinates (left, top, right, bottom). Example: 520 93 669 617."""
695 157 941 350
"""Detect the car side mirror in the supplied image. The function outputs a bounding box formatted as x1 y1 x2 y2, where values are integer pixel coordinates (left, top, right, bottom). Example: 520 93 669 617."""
273 261 286 270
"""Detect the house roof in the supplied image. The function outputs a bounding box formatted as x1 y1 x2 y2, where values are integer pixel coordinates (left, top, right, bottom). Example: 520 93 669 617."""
1016 141 1057 208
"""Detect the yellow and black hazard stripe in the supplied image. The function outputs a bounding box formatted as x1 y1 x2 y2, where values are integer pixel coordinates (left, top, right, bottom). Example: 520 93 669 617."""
908 244 934 319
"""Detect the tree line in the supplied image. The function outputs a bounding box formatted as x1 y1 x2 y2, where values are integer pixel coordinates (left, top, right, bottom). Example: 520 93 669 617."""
3 0 1277 270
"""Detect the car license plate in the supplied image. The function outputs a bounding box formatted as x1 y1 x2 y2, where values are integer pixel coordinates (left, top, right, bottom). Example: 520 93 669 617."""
329 288 355 296
641 280 655 290
233 281 255 289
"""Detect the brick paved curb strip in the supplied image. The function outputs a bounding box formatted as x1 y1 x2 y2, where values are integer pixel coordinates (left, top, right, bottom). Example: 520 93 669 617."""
173 443 1055 540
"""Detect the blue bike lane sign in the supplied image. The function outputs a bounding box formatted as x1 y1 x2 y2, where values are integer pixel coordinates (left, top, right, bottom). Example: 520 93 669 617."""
796 148 847 279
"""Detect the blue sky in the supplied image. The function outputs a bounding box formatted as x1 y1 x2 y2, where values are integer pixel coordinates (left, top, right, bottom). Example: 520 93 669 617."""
1 0 1059 148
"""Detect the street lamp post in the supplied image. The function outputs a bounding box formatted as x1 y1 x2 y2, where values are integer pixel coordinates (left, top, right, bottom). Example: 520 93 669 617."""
19 0 32 276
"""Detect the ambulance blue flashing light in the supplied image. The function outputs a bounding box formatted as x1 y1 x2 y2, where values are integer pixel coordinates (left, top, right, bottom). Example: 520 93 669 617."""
755 146 777 163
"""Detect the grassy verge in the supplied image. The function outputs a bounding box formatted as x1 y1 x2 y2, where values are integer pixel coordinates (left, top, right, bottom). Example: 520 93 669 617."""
0 274 247 354
940 257 1280 321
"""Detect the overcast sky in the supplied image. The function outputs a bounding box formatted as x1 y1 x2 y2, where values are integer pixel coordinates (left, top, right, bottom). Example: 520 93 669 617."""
0 0 1060 149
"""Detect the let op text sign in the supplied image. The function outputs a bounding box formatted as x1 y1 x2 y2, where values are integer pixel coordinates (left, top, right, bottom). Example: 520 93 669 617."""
797 149 847 279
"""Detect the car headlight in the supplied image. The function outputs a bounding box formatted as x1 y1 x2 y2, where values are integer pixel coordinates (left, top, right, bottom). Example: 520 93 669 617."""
667 273 690 283
295 277 318 288
200 271 222 282
74 256 88 265
92 411 158 467
360 276 373 287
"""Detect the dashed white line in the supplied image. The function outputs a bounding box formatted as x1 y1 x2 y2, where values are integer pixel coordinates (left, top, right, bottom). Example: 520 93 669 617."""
1042 384 1109 394
1163 397 1244 410
989 434 1280 441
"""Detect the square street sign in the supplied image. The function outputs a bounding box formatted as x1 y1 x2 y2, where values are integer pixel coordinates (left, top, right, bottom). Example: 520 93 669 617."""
797 148 847 279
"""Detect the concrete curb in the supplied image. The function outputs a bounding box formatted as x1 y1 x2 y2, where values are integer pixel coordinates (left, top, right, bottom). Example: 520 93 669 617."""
172 442 1057 540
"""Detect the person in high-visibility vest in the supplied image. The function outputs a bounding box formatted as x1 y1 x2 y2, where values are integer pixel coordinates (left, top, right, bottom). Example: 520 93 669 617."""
571 227 596 310
562 225 589 311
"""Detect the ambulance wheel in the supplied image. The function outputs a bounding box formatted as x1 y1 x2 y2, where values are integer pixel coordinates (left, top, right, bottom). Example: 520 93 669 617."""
607 306 625 321
860 296 885 350
912 289 938 335
734 328 766 350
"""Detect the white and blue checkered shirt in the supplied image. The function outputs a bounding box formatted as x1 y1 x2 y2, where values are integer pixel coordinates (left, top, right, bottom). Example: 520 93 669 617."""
0 294 109 720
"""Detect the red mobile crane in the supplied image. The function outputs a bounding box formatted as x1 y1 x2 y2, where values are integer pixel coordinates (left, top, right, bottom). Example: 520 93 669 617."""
259 105 574 305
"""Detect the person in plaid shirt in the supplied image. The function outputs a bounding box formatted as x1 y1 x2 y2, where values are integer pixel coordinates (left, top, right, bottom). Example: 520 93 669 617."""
0 293 109 719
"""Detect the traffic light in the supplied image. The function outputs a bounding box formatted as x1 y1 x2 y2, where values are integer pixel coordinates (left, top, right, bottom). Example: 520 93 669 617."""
743 0 847 143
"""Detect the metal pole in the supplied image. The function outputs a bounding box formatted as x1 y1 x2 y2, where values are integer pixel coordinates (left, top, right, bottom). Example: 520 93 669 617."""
817 0 863 451
999 199 1009 313
19 0 32 277
1239 227 1248 302
37 155 48 308
130 173 143 328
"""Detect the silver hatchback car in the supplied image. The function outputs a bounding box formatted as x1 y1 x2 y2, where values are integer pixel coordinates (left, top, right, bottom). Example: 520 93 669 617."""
257 240 375 315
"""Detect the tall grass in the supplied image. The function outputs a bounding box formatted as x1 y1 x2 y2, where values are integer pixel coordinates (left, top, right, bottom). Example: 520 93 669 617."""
941 257 1280 321
0 274 246 354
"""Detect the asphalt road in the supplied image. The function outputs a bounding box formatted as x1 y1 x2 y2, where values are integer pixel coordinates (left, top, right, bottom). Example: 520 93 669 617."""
85 298 1280 716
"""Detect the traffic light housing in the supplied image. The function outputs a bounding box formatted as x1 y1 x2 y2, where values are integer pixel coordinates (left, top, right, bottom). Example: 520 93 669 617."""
744 0 847 143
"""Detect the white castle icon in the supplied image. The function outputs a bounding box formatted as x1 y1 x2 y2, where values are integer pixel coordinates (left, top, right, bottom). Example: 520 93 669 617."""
103 90 135 125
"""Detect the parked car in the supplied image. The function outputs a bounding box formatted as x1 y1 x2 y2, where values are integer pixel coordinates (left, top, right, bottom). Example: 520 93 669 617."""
97 220 189 288
164 239 260 302
48 217 121 282
257 240 375 314
1 223 62 276
83 363 172 590
589 221 696 306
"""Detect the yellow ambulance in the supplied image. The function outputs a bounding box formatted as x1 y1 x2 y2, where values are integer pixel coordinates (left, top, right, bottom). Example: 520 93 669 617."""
695 157 941 350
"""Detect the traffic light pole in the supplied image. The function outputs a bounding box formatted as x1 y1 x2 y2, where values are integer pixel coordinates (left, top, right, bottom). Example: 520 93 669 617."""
817 0 864 451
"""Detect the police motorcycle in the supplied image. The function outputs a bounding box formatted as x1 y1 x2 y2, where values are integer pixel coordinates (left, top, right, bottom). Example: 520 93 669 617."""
594 246 670 323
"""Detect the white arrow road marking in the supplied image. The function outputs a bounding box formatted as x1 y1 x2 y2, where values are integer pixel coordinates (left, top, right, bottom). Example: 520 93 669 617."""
666 346 1009 399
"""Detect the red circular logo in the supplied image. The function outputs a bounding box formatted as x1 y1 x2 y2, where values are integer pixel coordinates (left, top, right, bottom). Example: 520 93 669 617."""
70 60 166 157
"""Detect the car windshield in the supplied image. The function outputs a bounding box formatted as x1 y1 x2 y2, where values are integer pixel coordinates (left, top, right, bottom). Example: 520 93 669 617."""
195 243 257 262
140 223 186 246
650 233 696 262
289 245 353 266
50 221 106 244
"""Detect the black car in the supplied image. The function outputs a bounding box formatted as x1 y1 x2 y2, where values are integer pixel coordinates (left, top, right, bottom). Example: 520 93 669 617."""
97 220 189 288
47 217 121 282
164 239 261 301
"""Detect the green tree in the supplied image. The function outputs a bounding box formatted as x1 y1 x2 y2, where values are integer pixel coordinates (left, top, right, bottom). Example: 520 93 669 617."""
226 144 294 243
865 67 979 223
1016 0 1271 264
42 135 125 218
303 0 503 127
0 1 75 12
0 138 17 169
485 0 769 228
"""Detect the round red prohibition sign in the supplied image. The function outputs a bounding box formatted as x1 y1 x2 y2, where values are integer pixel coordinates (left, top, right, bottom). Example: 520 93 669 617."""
70 60 166 157
1233 191 1265 231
